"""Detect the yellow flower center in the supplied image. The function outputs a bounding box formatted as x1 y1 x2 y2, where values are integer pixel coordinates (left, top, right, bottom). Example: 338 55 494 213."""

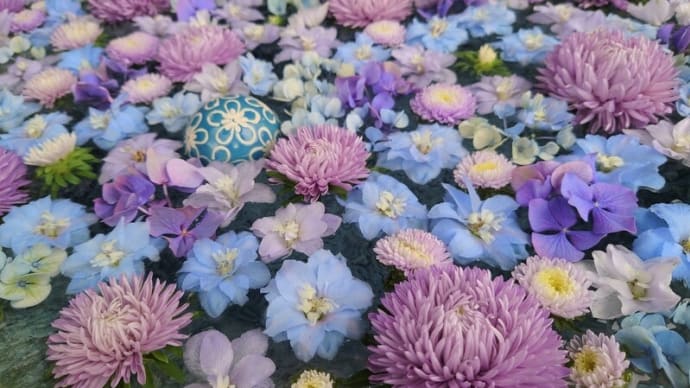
410 130 438 155
273 220 300 247
477 44 497 65
467 210 502 243
429 87 462 107
160 102 182 119
682 239 690 254
300 36 317 51
131 149 146 163
524 33 544 51
471 160 499 173
533 267 576 299
292 370 334 388
596 154 624 172
355 45 372 61
91 240 126 268
495 79 514 101
429 18 448 37
297 285 336 325
376 191 406 219
25 115 47 138
214 175 240 207
212 248 238 276
243 24 264 41
34 212 70 239
573 347 601 374
391 239 434 266
628 278 647 300
90 113 111 130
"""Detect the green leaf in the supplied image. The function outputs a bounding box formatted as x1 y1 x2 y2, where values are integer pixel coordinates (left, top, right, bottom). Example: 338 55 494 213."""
336 369 373 387
142 361 155 388
165 345 183 359
329 185 349 199
151 358 185 383
149 350 169 364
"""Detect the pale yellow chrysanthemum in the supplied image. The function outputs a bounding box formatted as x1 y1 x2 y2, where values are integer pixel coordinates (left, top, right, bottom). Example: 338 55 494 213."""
291 370 334 388
24 133 76 167
51 18 103 50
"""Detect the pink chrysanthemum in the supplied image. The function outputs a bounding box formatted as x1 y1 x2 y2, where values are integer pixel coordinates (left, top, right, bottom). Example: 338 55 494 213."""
363 20 406 47
0 147 30 216
373 229 451 274
0 0 23 12
122 73 172 104
538 29 679 135
88 0 169 23
266 124 370 202
369 265 568 387
567 331 629 387
411 83 477 125
454 150 515 189
105 31 159 65
157 25 245 82
46 274 192 388
50 18 103 51
23 68 77 108
11 9 46 33
329 0 413 28
512 255 593 319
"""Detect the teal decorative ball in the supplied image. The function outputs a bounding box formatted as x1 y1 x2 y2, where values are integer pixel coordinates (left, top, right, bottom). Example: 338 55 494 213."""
184 96 280 163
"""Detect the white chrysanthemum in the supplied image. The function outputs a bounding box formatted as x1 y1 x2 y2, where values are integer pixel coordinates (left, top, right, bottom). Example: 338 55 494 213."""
512 255 593 319
567 330 629 388
454 149 515 189
291 370 334 388
24 133 76 166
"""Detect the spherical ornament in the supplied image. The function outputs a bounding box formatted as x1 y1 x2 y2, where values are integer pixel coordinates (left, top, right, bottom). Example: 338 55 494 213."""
184 96 280 164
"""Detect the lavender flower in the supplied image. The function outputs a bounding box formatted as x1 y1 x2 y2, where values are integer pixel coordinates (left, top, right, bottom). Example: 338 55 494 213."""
251 202 341 263
184 62 249 103
149 206 223 257
94 173 156 227
391 44 456 89
0 147 30 216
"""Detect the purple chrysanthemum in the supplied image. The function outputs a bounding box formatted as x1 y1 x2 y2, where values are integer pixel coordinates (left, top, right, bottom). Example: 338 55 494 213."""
46 274 192 388
0 147 30 216
266 124 370 202
88 0 170 22
369 265 569 387
411 83 477 125
329 0 413 28
373 229 451 274
538 29 679 135
157 25 245 82
0 0 23 13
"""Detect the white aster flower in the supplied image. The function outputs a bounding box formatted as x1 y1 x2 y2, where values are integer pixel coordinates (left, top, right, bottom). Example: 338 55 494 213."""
24 132 76 166
567 330 629 388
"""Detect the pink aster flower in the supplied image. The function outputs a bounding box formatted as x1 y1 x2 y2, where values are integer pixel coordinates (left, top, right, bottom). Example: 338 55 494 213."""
470 75 532 115
538 29 679 135
121 73 172 104
373 229 451 274
46 274 192 388
567 331 629 387
512 255 593 319
106 31 159 65
0 0 23 13
0 147 30 216
410 83 477 125
329 0 413 28
88 0 170 23
11 9 46 33
454 150 515 189
157 25 245 82
364 20 406 47
251 202 341 263
23 68 77 108
266 124 370 202
369 265 569 387
50 18 102 51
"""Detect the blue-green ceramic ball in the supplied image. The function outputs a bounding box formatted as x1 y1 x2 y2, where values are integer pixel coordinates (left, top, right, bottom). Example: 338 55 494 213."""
184 96 280 163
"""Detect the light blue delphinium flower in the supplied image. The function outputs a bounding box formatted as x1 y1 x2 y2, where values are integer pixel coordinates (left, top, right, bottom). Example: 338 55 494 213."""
334 33 390 71
676 82 690 117
616 312 690 388
517 92 573 132
634 203 690 284
0 112 70 156
60 220 163 294
428 180 528 270
0 89 41 131
146 91 202 133
456 4 516 37
178 231 271 318
74 95 149 150
607 14 658 40
262 249 373 362
567 134 666 192
406 16 468 53
374 124 467 185
339 173 428 240
0 196 97 253
494 27 558 65
57 45 103 74
239 54 279 96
